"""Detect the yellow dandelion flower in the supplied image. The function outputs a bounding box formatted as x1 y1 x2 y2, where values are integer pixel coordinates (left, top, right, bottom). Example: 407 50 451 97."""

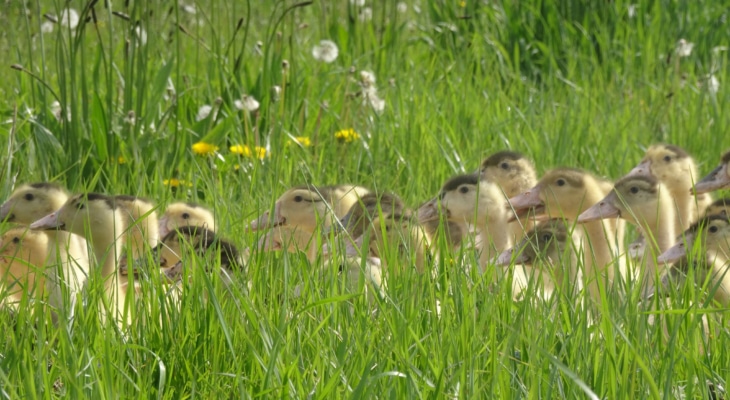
192 142 219 156
287 136 312 147
230 144 267 160
459 1 466 7
334 128 360 143
117 156 127 165
163 178 192 188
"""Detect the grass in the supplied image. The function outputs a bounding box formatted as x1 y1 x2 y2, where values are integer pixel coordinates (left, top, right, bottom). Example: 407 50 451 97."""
1 0 729 397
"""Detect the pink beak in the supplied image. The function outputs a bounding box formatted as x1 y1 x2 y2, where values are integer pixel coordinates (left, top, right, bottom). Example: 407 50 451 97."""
249 202 285 231
417 198 440 222
507 186 544 212
495 247 530 266
0 202 12 221
625 160 652 178
256 230 283 251
345 235 366 257
577 195 621 223
158 216 171 239
693 164 730 194
656 242 688 264
29 212 63 230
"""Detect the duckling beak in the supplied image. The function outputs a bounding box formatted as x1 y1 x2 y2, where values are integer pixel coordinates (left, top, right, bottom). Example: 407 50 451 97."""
257 230 283 251
118 255 129 275
507 187 544 214
577 197 621 223
693 164 729 194
29 212 64 230
0 202 13 222
656 242 687 264
625 160 652 178
249 203 285 231
417 198 440 222
157 216 171 239
495 248 530 266
345 235 366 257
163 262 184 282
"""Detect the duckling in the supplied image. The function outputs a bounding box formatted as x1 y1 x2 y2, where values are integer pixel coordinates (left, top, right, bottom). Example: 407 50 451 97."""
332 192 406 239
578 175 677 291
495 219 582 300
703 197 730 218
157 227 246 289
249 184 371 259
508 168 624 300
0 228 51 306
158 202 216 239
344 212 430 274
479 150 539 241
657 215 730 305
0 183 90 298
114 195 160 259
418 174 511 272
30 194 130 325
694 150 730 194
627 144 712 232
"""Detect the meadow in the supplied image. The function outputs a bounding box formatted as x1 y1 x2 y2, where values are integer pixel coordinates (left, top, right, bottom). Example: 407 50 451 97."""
0 0 729 397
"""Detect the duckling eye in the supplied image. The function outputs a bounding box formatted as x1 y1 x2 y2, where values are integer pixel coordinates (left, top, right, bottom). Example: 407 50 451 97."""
293 195 303 203
76 202 85 210
630 187 639 194
709 226 719 233
663 155 672 163
556 179 566 187
181 213 190 220
12 237 20 244
500 162 509 170
541 234 551 242
24 193 34 201
459 186 469 194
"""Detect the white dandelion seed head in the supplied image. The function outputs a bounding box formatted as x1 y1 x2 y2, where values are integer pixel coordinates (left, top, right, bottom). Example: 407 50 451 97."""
397 2 408 13
312 40 339 63
713 46 728 54
707 75 720 94
676 39 694 57
124 110 136 125
350 0 366 5
181 4 197 14
360 70 377 88
236 95 260 112
134 26 147 46
359 7 373 22
627 4 637 18
59 8 79 29
196 105 212 121
364 90 385 113
41 21 54 34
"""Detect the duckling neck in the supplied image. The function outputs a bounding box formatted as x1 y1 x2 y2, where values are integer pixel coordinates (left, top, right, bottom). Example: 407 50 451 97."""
90 211 126 279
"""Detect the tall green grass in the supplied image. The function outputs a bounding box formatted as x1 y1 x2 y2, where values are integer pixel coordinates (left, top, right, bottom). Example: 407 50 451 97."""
1 0 729 397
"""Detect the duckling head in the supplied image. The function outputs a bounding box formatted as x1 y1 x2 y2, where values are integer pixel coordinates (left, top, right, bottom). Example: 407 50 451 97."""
479 151 537 198
509 168 596 220
495 219 571 266
627 144 696 192
159 202 215 239
0 227 50 266
249 186 330 232
433 174 505 225
577 175 662 226
29 193 119 237
704 197 730 218
693 151 730 194
0 182 68 224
